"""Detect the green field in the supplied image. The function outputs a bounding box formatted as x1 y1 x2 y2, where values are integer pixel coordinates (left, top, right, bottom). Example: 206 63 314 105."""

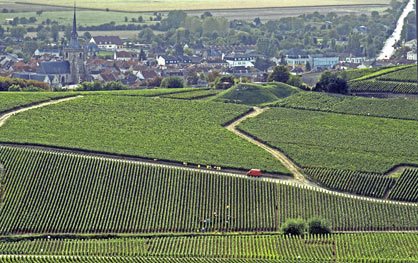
213 83 298 106
238 107 418 173
15 0 390 12
0 233 417 262
0 95 289 174
273 92 418 120
0 92 75 114
349 65 418 94
0 145 417 235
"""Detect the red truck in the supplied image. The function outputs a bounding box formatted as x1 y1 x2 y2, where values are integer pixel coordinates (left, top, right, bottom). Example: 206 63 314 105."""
247 169 262 177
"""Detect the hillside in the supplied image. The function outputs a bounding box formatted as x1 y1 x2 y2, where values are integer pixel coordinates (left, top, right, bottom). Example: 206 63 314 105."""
213 83 298 106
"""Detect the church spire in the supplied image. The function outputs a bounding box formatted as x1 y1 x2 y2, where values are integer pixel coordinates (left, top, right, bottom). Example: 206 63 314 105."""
71 2 78 39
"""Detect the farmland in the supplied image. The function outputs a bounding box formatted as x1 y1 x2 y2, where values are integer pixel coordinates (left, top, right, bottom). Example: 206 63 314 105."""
273 92 418 120
0 145 418 235
14 0 390 12
348 65 418 94
0 233 417 262
0 95 289 174
238 107 418 173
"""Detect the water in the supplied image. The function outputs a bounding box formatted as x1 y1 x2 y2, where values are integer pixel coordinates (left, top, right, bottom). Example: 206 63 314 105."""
377 0 415 60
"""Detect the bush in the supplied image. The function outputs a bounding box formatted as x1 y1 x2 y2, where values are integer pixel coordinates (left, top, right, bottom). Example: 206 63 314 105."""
8 84 20 91
307 217 332 235
314 70 348 94
75 81 127 91
267 65 291 83
160 76 184 89
214 75 235 89
281 218 306 236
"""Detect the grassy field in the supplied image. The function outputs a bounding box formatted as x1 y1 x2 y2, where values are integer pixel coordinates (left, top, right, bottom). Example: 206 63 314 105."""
14 0 390 12
238 107 418 173
0 145 417 235
0 95 289 174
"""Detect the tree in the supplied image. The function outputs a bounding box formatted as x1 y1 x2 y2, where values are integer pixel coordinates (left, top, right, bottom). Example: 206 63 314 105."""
314 70 348 94
29 17 37 23
281 218 306 236
36 28 49 41
138 28 155 44
36 10 43 16
186 71 199 85
207 70 220 83
0 26 4 38
146 76 162 87
307 217 331 235
125 17 128 22
214 75 235 89
23 40 39 56
200 11 212 19
51 24 60 42
138 16 143 23
305 61 311 72
160 76 185 89
254 57 274 72
253 17 261 26
267 65 291 83
83 31 92 40
10 26 27 39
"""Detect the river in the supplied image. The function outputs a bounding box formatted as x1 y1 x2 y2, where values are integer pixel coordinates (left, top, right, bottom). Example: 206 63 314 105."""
377 0 415 60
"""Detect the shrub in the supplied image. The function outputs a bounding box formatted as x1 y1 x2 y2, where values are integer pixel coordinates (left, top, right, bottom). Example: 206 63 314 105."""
214 75 235 89
160 76 184 89
281 218 306 236
307 217 332 235
267 65 291 83
8 84 20 91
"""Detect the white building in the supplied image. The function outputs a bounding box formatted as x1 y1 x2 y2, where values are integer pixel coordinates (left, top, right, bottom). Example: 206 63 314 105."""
407 51 417 61
223 53 257 68
90 36 123 51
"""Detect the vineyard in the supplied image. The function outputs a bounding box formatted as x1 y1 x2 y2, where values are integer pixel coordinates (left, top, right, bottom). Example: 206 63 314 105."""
0 233 416 262
0 95 289 174
348 65 418 94
0 146 417 234
238 107 418 173
160 89 221 100
304 168 395 198
388 168 418 202
350 80 418 94
0 92 75 114
272 92 418 120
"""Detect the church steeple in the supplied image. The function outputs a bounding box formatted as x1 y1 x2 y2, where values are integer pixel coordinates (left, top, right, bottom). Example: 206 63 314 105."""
71 4 78 39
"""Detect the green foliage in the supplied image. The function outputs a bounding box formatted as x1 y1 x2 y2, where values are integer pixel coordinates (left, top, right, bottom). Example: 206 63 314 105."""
388 169 418 202
350 64 415 82
314 71 348 94
1 146 418 234
267 66 291 83
160 76 185 89
213 82 298 106
75 81 128 91
350 80 418 94
307 217 331 235
273 92 418 121
161 89 220 100
238 107 418 173
305 167 395 198
377 66 418 83
281 218 306 236
0 92 75 113
214 75 235 89
0 96 289 174
0 77 49 91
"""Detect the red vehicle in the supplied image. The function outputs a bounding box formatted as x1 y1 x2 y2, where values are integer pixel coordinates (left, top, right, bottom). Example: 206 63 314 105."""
247 169 262 177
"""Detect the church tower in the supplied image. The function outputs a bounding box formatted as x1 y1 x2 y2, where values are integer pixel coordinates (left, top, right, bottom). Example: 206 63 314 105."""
63 5 87 84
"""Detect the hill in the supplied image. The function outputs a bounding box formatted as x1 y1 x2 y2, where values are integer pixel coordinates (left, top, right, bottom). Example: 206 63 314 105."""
213 83 298 106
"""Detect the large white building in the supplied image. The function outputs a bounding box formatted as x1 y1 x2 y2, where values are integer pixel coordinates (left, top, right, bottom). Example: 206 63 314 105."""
90 36 123 50
223 53 257 68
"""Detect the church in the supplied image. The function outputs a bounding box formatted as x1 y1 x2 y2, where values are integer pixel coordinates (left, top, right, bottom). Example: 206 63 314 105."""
35 7 88 87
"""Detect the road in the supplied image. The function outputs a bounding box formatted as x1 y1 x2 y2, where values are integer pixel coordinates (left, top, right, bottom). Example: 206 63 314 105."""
377 0 415 60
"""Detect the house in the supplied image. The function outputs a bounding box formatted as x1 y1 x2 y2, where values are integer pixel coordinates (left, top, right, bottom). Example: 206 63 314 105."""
344 54 366 64
90 36 123 50
223 53 258 68
11 72 57 88
157 55 179 66
114 51 136 61
310 54 339 70
407 51 417 61
33 49 61 58
283 48 310 68
405 39 417 50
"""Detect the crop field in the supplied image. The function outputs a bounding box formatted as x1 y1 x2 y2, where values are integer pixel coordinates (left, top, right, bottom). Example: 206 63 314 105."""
304 168 394 198
238 107 418 173
348 65 418 94
273 92 418 120
0 233 417 262
0 95 288 174
0 92 75 114
1 146 418 234
388 168 418 202
14 0 390 12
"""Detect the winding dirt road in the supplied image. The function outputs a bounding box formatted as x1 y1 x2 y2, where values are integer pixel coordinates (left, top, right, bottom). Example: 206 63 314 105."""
225 107 418 207
0 96 83 128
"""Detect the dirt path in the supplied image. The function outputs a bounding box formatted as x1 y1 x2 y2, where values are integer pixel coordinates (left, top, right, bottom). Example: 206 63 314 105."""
0 96 82 128
225 107 310 185
225 107 418 206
